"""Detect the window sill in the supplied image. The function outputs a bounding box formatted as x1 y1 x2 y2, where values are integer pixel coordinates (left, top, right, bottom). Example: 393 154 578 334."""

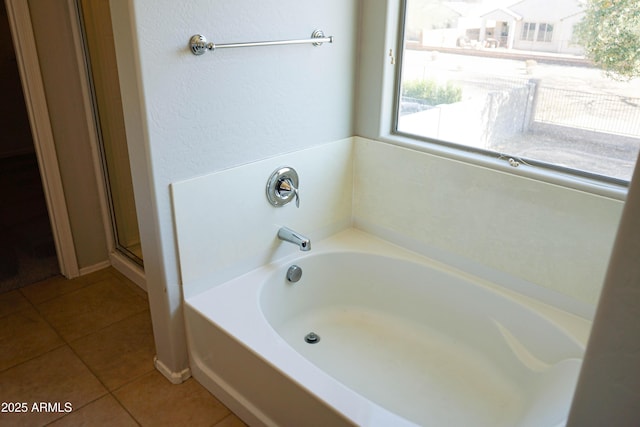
375 131 629 202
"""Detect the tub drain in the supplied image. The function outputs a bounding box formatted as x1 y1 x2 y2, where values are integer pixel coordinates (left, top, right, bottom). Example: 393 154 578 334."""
304 332 320 344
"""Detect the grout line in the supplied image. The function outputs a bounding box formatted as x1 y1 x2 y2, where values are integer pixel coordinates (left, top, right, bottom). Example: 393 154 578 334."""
56 305 150 344
0 342 67 375
212 412 246 427
28 275 149 344
110 383 145 426
18 274 91 306
40 392 108 427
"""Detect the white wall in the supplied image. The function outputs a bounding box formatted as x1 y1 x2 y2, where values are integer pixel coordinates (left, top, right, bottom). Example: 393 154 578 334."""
568 151 640 426
509 0 584 54
109 0 359 378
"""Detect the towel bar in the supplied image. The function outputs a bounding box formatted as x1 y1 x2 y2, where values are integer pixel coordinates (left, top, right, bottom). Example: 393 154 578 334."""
189 29 333 56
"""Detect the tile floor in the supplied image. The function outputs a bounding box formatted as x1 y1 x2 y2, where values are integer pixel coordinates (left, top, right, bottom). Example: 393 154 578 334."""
0 267 247 426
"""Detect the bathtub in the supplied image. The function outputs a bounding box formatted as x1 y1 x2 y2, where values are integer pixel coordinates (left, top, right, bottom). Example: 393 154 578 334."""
184 228 588 427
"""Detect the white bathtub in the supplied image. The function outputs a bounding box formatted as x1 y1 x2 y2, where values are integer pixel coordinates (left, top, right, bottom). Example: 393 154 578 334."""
184 229 588 427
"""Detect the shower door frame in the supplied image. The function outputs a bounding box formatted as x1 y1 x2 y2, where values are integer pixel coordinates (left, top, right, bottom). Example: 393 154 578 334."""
74 0 144 270
70 0 146 288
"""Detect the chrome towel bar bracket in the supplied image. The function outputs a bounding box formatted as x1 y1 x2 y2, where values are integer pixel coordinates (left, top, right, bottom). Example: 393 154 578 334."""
189 29 333 56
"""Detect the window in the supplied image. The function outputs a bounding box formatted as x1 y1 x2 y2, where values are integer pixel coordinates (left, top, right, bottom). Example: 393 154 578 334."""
521 23 536 41
537 23 553 42
396 0 640 183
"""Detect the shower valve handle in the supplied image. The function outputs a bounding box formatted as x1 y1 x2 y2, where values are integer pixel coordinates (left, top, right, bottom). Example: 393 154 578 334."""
278 178 300 208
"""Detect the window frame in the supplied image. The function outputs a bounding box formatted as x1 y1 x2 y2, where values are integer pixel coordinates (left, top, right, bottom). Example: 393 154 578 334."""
386 0 631 196
537 23 554 42
521 22 536 41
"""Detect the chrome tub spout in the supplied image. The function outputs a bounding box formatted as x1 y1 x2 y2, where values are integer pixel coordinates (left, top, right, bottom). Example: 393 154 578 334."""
278 227 311 251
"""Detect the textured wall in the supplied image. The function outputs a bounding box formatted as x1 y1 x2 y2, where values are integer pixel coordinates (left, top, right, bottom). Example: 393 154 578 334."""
110 0 358 376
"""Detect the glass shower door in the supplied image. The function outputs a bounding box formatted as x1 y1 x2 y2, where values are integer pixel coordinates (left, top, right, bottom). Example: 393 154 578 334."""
77 0 143 266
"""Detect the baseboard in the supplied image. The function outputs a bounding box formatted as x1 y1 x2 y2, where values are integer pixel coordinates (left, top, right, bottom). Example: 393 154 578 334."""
78 260 111 276
109 251 146 291
154 356 191 384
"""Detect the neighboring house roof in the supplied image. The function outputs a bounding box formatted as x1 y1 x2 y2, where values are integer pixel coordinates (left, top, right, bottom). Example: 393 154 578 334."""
481 7 523 21
446 0 519 18
441 0 585 29
508 0 584 22
444 2 478 17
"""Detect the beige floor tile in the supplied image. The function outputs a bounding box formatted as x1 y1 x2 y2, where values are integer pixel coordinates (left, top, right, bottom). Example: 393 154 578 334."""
70 310 156 390
213 413 249 427
109 268 148 301
0 306 64 371
114 370 230 427
20 268 129 306
0 269 249 426
47 394 138 427
36 278 148 342
19 275 86 306
0 346 107 426
0 289 32 317
75 267 122 285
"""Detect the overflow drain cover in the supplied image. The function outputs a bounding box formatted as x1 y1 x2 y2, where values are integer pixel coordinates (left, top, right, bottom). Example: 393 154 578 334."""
304 332 320 344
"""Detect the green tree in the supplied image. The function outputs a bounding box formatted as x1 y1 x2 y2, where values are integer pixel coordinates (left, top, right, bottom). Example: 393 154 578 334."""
576 0 640 80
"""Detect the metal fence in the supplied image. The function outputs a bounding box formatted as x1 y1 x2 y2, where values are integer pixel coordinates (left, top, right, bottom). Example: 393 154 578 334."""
399 75 640 139
533 87 640 137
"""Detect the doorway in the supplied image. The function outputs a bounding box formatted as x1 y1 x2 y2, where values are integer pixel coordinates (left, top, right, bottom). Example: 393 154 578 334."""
0 1 59 292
